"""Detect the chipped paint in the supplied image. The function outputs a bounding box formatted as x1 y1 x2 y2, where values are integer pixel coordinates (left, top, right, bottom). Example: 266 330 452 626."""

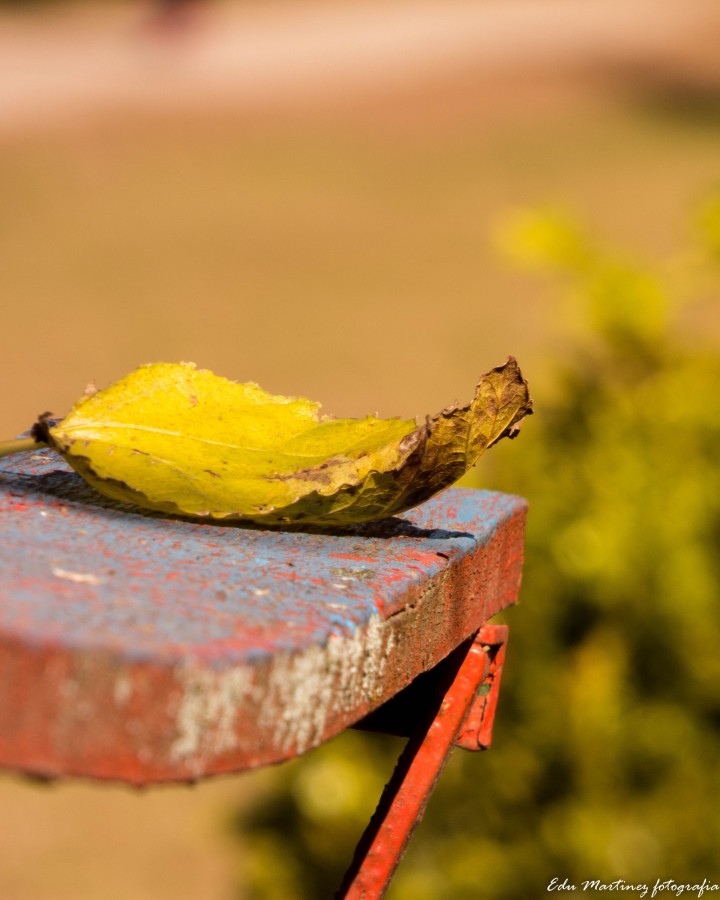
260 614 394 754
52 567 103 585
330 567 377 582
171 664 254 764
113 674 133 708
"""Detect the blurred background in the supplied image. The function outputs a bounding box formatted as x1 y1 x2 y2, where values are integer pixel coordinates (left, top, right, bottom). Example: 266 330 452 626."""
1 0 720 897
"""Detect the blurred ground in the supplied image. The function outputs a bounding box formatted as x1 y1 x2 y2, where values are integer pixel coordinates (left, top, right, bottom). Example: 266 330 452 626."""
2 0 720 440
0 771 266 900
1 1 720 897
1 0 720 133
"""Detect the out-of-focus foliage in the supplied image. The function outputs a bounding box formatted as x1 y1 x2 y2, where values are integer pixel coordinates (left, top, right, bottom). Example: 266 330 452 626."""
230 196 720 899
696 192 720 262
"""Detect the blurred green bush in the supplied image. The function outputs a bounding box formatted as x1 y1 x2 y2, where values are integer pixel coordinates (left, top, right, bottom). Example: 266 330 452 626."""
231 198 720 899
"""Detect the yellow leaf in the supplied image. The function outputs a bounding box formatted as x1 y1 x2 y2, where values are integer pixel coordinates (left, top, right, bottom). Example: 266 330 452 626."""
36 359 532 526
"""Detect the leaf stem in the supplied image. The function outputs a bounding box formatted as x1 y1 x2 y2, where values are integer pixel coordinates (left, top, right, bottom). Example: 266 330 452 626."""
0 437 48 460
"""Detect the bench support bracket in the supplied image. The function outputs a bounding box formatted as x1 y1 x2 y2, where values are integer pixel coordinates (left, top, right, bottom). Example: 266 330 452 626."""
336 624 508 899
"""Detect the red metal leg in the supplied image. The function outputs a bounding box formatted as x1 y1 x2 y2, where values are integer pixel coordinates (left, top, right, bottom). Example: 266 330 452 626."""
336 625 508 899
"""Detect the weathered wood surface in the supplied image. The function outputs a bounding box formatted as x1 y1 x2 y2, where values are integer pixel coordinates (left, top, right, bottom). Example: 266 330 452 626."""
0 447 526 784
